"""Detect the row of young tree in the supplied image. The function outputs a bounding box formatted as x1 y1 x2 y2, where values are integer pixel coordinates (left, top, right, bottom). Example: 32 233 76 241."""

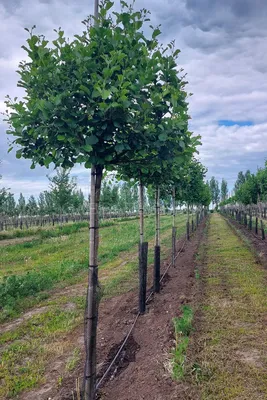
0 168 86 217
4 1 211 398
221 166 267 206
207 176 228 209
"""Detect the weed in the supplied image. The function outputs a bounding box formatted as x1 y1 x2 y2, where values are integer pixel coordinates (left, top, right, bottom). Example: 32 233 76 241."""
66 348 81 372
171 305 193 380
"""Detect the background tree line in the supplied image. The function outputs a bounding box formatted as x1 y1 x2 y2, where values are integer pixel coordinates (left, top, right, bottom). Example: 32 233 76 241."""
221 164 267 206
1 163 214 217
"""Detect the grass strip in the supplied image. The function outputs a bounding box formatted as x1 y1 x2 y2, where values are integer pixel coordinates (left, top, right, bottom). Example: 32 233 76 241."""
172 305 193 380
191 213 267 399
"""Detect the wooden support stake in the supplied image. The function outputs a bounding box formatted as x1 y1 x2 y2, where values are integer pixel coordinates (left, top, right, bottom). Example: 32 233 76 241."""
256 217 258 235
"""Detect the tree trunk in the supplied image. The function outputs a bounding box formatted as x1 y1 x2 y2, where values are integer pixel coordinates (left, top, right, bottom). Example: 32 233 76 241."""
155 187 160 247
187 203 190 240
154 187 160 293
138 179 148 313
84 164 103 400
172 187 176 228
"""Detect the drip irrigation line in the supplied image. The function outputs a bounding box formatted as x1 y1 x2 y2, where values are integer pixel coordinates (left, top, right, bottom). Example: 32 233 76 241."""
96 233 189 391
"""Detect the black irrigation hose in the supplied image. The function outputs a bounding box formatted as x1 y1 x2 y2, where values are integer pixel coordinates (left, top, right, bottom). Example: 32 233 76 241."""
96 235 187 391
95 214 206 391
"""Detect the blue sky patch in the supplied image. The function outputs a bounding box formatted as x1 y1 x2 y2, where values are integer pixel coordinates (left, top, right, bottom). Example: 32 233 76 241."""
218 120 254 127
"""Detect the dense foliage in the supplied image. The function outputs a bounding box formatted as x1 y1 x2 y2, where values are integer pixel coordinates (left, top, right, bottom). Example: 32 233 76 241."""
220 164 267 206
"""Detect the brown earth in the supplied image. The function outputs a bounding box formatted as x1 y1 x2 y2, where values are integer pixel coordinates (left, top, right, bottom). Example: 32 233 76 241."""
0 236 36 247
50 218 207 400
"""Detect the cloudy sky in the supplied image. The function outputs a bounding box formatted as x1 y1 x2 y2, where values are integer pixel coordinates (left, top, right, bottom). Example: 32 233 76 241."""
1 0 267 199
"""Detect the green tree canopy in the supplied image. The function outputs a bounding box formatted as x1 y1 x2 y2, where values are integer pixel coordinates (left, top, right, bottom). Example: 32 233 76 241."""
221 178 228 202
48 168 77 213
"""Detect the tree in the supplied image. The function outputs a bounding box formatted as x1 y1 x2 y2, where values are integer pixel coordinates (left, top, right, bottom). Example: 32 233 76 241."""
234 171 246 192
38 192 46 215
110 183 119 211
17 193 26 216
5 2 191 398
72 189 86 213
209 177 220 208
44 190 56 215
0 160 8 214
235 174 258 205
245 169 251 181
100 180 113 209
221 179 228 202
48 168 76 214
26 195 38 215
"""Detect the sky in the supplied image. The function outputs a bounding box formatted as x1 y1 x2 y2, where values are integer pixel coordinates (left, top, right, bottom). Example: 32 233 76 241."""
1 0 267 199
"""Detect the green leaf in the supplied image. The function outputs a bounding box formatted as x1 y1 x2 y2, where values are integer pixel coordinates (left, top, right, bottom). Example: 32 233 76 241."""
16 150 22 159
80 85 91 95
57 135 65 141
83 144 93 152
152 28 161 39
136 21 142 30
76 155 85 163
115 143 125 153
102 89 111 100
179 140 185 150
86 136 99 145
44 156 53 167
106 1 114 11
159 133 167 141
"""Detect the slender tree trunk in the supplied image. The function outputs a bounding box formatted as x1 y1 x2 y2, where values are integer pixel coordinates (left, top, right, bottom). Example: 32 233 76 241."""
154 187 160 293
187 203 190 240
138 178 148 313
84 164 103 400
172 187 176 228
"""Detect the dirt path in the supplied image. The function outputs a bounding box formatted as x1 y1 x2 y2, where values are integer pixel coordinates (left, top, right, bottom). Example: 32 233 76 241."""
0 236 36 247
53 219 207 400
189 214 267 400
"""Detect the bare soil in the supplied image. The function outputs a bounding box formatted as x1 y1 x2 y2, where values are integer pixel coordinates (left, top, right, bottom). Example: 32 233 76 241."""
0 236 36 247
51 219 207 400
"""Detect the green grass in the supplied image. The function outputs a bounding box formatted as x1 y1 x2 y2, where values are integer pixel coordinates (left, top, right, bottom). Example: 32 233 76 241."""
0 213 190 399
191 214 267 399
172 305 194 380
